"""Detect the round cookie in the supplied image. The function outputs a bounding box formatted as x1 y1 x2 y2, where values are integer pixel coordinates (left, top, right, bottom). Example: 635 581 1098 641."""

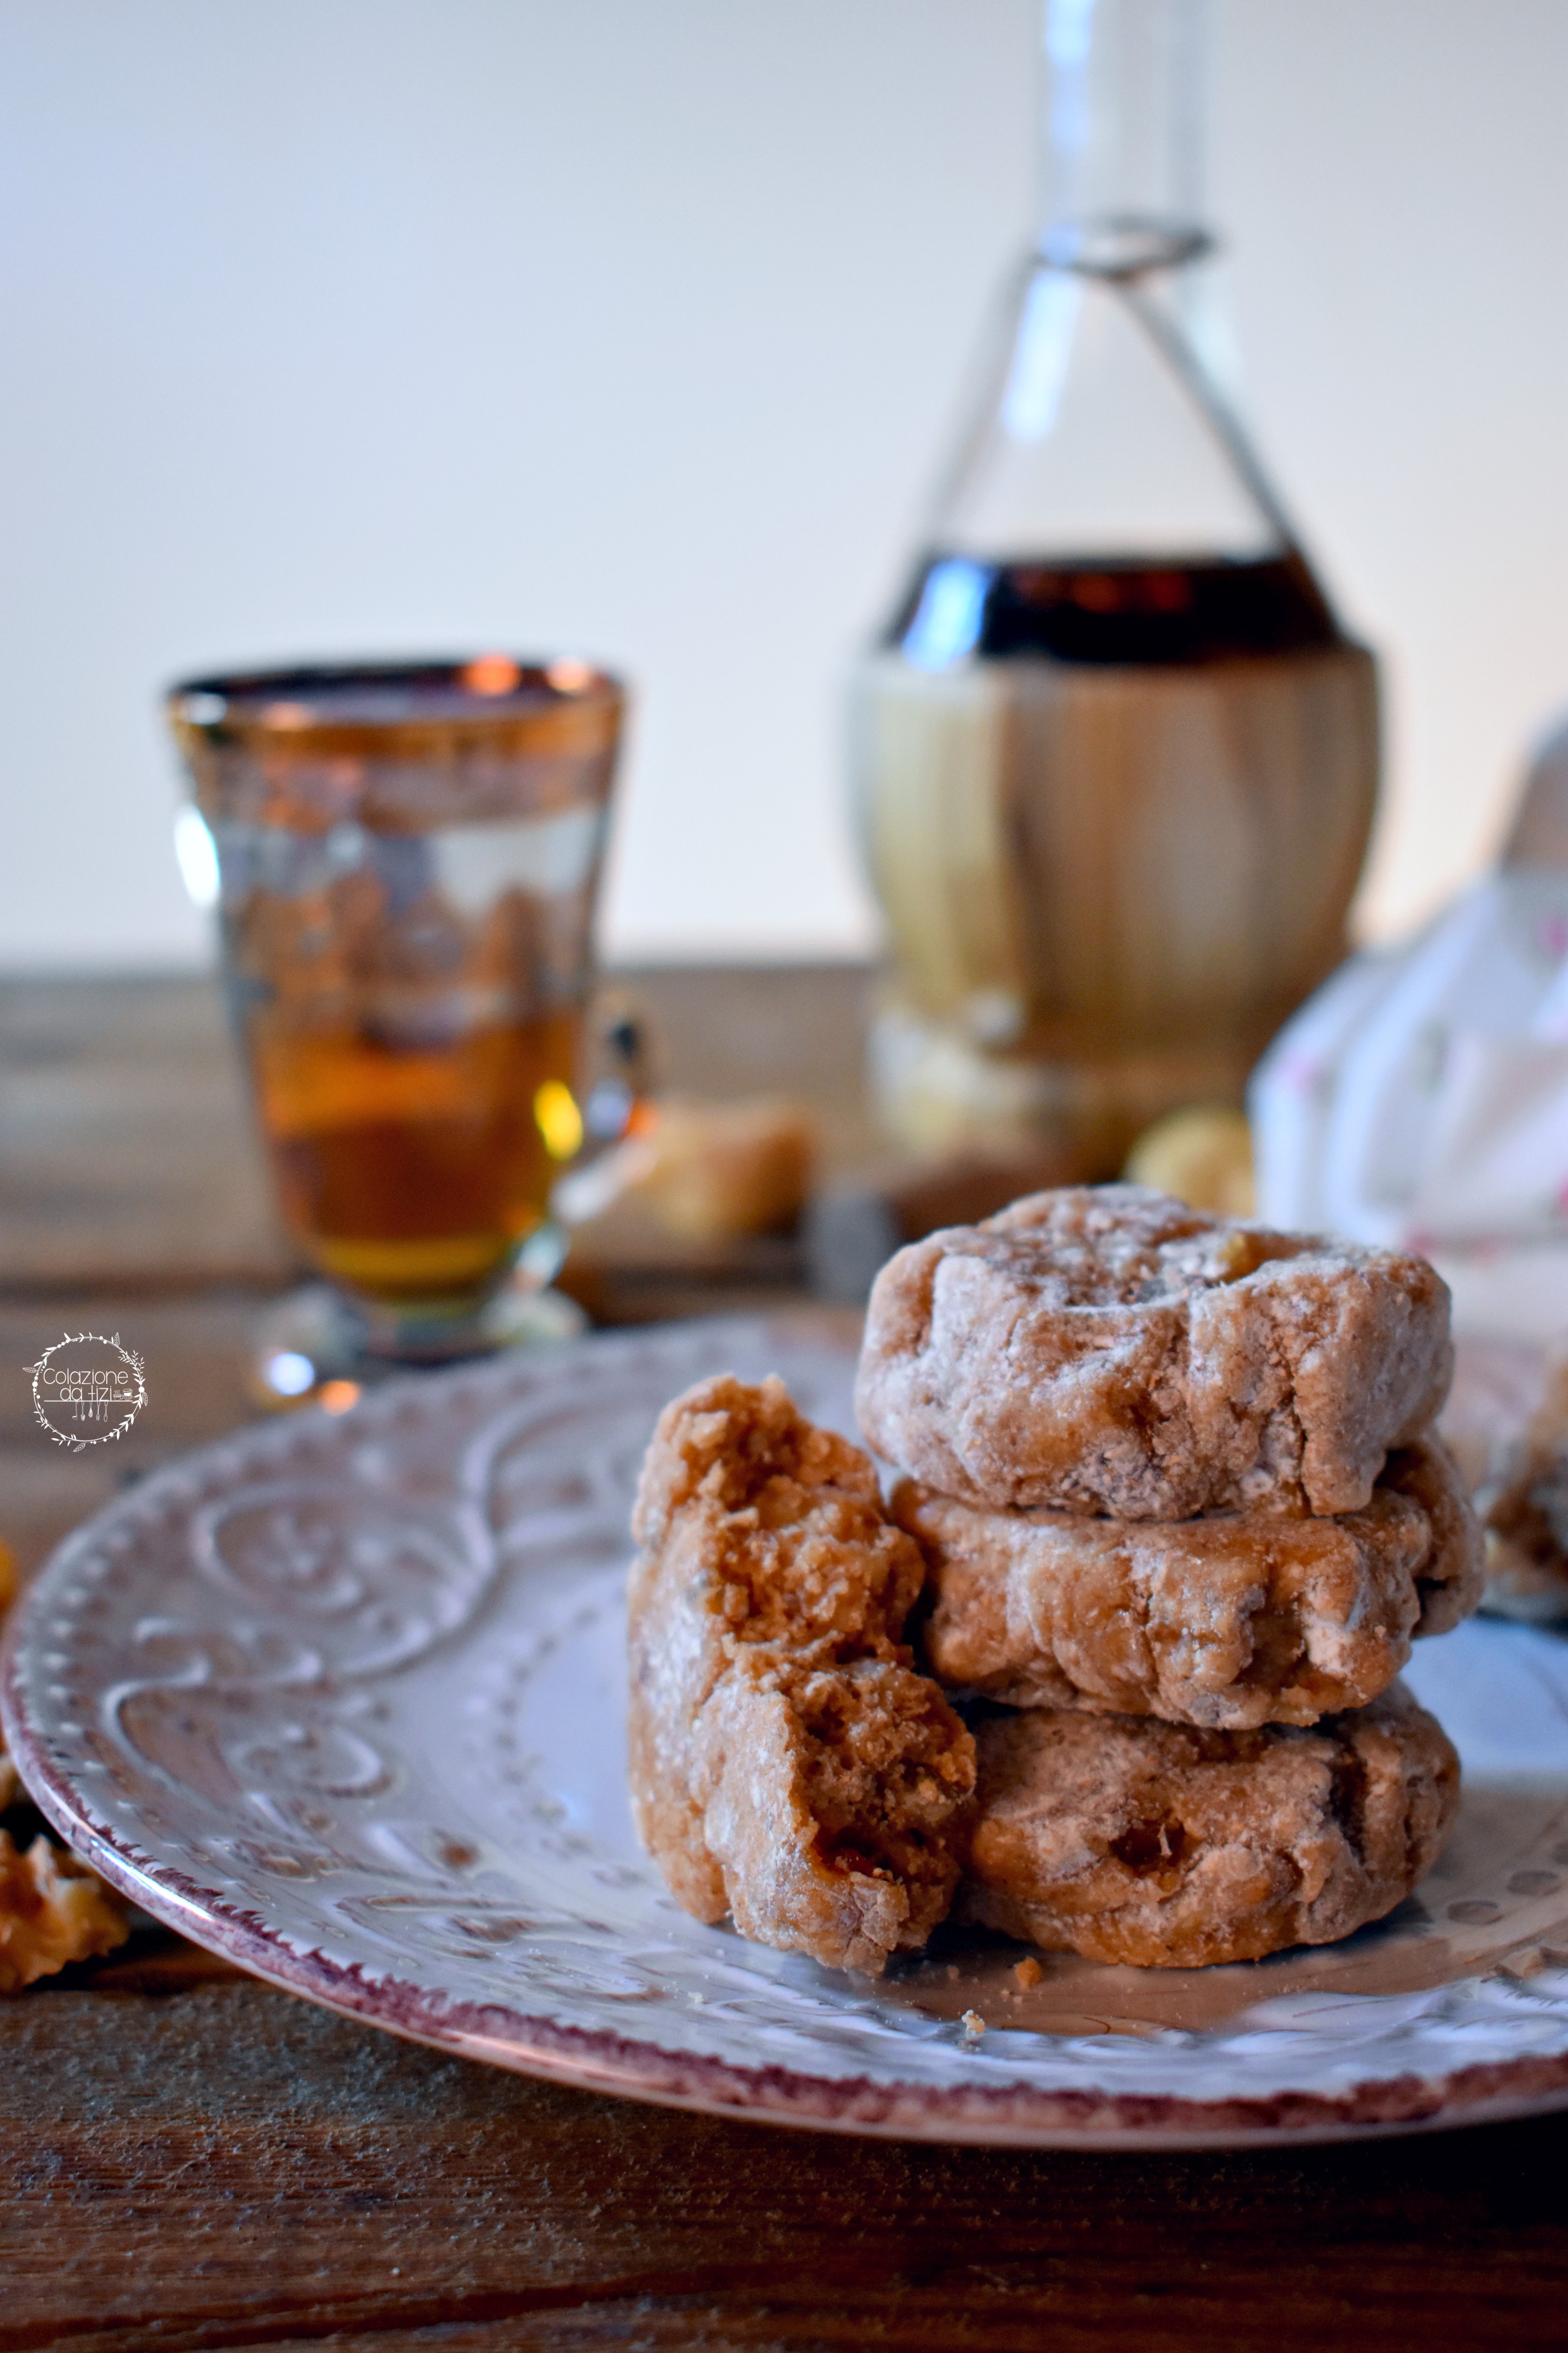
898 1436 1483 1730
855 1184 1453 1519
961 1683 1459 1968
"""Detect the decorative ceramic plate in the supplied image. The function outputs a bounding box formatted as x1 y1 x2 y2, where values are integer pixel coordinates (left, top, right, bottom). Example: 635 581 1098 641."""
9 1313 1568 2149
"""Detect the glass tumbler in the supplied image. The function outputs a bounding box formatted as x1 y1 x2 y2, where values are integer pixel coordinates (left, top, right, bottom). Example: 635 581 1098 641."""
168 656 625 1396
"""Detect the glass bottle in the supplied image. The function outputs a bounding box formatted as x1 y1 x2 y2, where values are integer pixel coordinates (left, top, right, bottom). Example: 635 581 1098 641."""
850 0 1379 1174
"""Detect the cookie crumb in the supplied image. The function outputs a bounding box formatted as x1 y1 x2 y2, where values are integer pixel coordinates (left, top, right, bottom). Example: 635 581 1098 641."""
1013 1956 1044 1989
960 2008 986 2039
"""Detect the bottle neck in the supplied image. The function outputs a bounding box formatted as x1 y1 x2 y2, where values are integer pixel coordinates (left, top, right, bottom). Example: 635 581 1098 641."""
1039 0 1208 278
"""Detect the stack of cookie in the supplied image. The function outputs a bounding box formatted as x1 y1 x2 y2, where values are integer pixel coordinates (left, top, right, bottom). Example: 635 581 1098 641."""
857 1185 1483 1968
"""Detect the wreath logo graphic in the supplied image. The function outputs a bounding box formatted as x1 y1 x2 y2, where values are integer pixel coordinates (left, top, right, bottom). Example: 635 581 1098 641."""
26 1332 147 1453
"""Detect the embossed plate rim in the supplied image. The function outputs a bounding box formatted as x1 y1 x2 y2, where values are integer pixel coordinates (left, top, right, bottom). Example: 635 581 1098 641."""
9 1312 1568 2149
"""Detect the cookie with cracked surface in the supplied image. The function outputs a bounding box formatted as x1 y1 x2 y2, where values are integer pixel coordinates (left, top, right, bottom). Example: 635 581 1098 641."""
627 1374 974 1971
897 1435 1482 1731
855 1184 1453 1519
960 1683 1458 1969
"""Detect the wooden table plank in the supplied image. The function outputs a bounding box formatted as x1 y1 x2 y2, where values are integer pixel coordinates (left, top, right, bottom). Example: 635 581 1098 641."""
0 975 293 1294
2 1979 1566 2351
0 966 879 1299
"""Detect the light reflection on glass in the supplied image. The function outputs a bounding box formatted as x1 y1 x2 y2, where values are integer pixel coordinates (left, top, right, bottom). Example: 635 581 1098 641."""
172 805 221 909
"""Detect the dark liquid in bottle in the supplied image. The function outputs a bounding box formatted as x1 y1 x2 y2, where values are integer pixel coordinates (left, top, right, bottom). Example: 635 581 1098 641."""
890 551 1341 667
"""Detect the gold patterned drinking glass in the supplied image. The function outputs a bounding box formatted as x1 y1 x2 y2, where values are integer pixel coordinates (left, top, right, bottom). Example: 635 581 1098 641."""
168 656 625 1397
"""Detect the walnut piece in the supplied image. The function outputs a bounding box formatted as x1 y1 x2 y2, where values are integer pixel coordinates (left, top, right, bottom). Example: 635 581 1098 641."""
0 1535 130 1988
0 1832 129 1991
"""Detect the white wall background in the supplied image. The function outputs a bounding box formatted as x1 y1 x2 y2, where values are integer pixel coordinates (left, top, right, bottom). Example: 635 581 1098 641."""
2 0 1564 969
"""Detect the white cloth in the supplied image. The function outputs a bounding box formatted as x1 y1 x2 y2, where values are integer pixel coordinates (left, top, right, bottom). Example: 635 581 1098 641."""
1250 871 1568 1342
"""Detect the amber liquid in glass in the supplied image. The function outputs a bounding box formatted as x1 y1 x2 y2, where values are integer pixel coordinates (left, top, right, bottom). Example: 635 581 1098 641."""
252 1008 578 1306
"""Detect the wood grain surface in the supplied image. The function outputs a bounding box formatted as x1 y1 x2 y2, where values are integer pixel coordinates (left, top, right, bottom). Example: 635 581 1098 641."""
4 1977 1567 2351
2 969 1566 2352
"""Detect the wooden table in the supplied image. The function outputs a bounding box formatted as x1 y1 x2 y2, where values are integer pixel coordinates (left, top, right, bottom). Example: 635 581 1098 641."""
2 969 1566 2351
